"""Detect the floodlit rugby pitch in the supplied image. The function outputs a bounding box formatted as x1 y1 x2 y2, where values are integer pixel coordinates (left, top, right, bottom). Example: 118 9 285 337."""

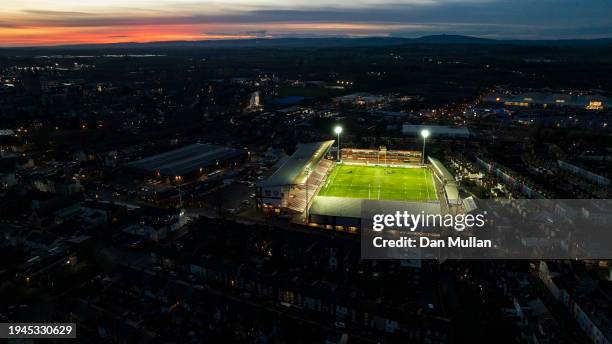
318 164 437 202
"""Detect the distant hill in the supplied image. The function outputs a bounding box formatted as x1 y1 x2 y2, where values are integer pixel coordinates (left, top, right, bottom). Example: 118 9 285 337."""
3 35 612 51
412 34 498 44
409 34 612 46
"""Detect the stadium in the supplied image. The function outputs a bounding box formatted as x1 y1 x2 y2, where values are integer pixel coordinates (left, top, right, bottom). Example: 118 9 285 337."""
257 131 459 231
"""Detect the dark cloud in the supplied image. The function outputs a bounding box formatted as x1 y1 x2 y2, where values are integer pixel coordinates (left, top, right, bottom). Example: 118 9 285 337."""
7 0 612 39
204 31 246 36
22 9 93 16
0 21 19 28
245 30 268 37
204 30 269 38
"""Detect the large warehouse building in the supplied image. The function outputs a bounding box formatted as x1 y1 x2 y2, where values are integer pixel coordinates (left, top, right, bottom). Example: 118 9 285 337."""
483 92 609 110
126 143 247 180
402 125 471 139
257 140 334 213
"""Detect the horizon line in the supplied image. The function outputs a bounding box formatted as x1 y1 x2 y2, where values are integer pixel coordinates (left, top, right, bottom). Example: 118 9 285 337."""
2 34 612 49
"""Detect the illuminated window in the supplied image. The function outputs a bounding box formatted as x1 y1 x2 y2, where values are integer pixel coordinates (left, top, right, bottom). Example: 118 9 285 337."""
504 102 529 107
586 101 604 110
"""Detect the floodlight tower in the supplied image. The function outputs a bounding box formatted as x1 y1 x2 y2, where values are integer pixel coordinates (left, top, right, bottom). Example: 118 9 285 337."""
334 126 343 161
421 129 430 165
304 166 311 219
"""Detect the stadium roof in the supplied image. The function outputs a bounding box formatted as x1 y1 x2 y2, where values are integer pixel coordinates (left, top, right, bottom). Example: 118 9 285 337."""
309 196 441 219
259 140 334 187
428 157 455 182
309 196 362 218
428 157 460 204
444 184 460 205
0 129 15 136
126 143 244 176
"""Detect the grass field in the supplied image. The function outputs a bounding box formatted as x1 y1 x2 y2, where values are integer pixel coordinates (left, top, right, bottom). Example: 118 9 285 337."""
318 164 437 201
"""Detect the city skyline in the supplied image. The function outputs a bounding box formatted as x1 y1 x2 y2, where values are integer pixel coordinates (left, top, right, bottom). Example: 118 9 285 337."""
1 0 612 46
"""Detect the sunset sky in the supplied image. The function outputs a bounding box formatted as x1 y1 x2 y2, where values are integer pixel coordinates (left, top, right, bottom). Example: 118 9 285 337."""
1 0 611 46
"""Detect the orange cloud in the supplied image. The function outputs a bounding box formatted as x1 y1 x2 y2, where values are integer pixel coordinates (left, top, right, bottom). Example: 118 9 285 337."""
0 24 258 46
0 18 429 46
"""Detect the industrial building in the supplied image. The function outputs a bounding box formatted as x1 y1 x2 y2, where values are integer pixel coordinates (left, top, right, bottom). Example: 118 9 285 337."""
483 92 609 110
126 143 247 179
402 125 471 139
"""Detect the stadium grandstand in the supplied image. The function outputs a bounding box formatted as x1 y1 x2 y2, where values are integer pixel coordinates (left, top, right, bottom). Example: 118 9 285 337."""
428 157 460 206
341 147 421 165
126 143 247 180
308 198 441 232
257 141 335 213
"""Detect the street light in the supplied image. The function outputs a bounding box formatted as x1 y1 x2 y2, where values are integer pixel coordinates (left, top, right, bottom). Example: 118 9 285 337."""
334 126 343 161
175 175 183 206
420 129 430 165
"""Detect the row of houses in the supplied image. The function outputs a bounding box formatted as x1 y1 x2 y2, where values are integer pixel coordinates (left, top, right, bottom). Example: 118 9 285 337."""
539 261 612 344
153 252 452 342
